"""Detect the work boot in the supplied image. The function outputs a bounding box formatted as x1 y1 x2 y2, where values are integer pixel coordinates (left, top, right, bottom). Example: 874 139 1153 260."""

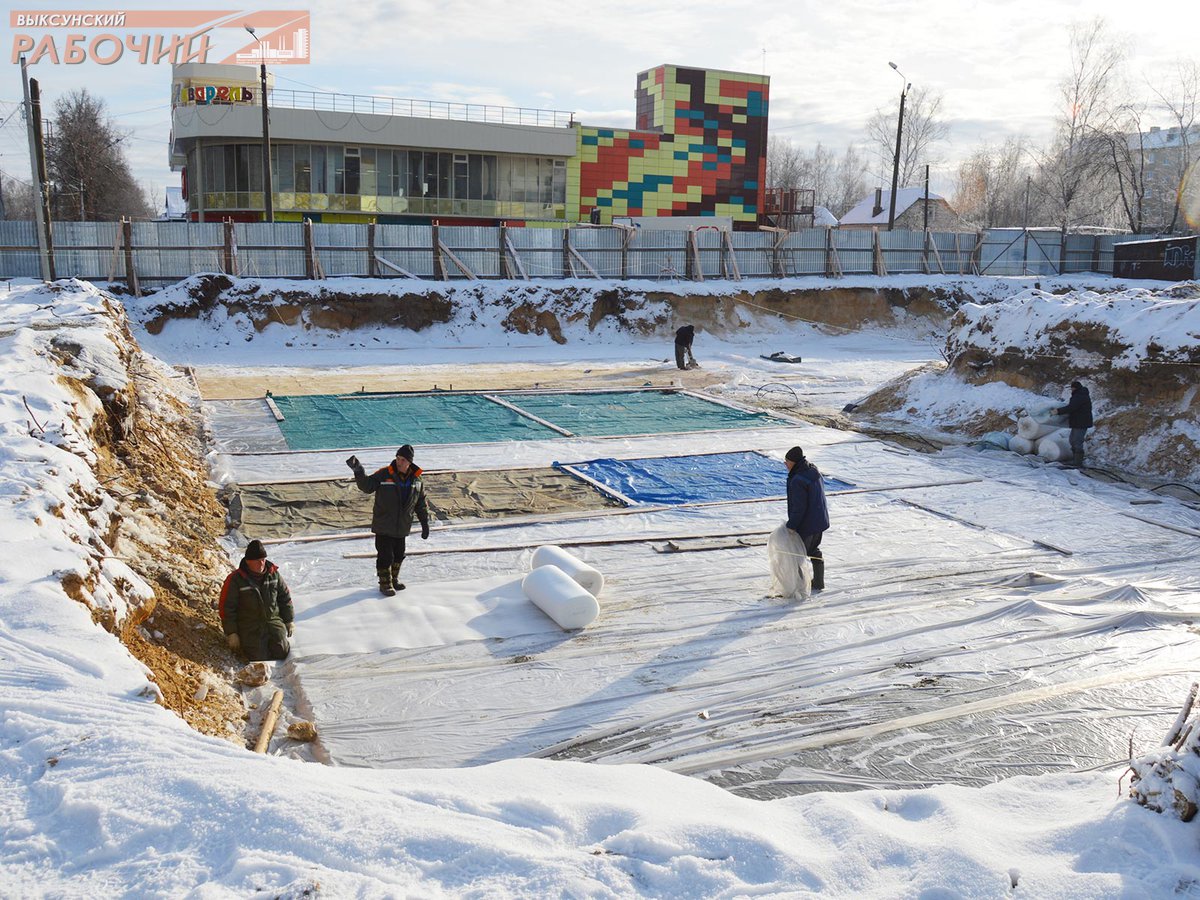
390 563 405 592
810 558 825 593
377 567 395 597
1071 450 1084 469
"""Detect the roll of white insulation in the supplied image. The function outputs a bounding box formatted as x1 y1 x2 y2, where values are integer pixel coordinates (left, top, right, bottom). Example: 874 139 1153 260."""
1009 435 1035 455
1037 430 1072 462
530 544 604 597
1017 416 1062 441
522 565 601 630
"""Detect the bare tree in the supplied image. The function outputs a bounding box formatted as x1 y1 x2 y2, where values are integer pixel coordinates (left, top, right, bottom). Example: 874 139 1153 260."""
46 89 152 221
866 86 949 188
1094 101 1152 233
766 135 806 191
829 145 869 217
1034 18 1125 234
952 138 1034 228
1149 60 1200 233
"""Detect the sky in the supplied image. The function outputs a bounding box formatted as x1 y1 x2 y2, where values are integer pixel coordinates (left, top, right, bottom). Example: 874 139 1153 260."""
0 0 1196 209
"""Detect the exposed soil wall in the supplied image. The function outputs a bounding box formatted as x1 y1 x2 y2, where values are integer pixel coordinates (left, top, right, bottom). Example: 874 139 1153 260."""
56 298 246 738
137 275 974 339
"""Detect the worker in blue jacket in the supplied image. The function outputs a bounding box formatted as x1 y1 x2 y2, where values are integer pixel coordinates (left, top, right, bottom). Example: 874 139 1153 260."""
785 445 830 592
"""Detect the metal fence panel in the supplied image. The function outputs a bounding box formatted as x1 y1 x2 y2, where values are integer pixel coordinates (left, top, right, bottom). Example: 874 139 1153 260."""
236 222 304 278
440 225 499 278
835 229 875 275
313 223 366 277
375 224 434 278
52 222 119 280
880 229 926 274
0 220 42 278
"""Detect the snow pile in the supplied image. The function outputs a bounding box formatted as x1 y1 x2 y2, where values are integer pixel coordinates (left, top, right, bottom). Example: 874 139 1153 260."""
857 283 1200 481
948 285 1200 372
0 279 158 631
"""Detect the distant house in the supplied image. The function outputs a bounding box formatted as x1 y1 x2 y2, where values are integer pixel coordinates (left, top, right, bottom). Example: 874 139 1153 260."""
158 187 187 221
838 187 968 232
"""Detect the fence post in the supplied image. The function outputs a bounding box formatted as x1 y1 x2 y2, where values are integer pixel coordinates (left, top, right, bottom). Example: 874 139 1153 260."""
303 219 316 280
223 219 235 275
122 217 140 297
431 221 446 280
825 227 833 277
562 227 571 279
872 228 887 276
367 222 378 277
621 227 630 280
1090 236 1101 274
499 223 509 279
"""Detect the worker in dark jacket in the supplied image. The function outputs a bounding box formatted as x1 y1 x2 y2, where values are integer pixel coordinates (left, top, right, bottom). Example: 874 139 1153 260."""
1056 381 1095 468
674 324 698 370
219 539 294 661
347 444 430 595
785 446 830 592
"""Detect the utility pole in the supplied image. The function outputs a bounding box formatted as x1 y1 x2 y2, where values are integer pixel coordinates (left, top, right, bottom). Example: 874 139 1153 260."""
886 62 909 232
246 25 274 223
21 55 54 281
1022 175 1031 277
923 164 930 232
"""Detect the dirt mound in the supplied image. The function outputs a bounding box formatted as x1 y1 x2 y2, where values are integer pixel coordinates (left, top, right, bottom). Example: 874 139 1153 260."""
54 296 246 738
852 287 1200 481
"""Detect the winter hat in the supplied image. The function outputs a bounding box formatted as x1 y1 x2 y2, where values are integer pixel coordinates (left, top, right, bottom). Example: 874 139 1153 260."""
785 446 805 463
245 539 268 560
397 444 415 461
1071 381 1083 390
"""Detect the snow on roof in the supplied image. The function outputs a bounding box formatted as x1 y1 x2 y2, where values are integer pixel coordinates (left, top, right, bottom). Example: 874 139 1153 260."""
839 186 945 226
812 205 838 227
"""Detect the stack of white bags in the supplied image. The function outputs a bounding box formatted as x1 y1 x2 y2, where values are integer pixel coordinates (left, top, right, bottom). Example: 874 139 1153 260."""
981 406 1071 462
522 545 603 630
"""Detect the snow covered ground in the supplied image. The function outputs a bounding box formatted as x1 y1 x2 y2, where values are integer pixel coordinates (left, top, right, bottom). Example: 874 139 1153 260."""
3 276 1200 897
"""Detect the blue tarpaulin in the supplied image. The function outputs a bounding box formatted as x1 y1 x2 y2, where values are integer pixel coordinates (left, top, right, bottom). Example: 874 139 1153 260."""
563 451 855 505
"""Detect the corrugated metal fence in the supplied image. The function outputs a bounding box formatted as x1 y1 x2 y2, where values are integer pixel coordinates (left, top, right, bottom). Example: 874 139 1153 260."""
0 220 1128 284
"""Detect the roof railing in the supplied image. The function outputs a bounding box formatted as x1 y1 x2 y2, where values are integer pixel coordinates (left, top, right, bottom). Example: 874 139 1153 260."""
265 89 575 128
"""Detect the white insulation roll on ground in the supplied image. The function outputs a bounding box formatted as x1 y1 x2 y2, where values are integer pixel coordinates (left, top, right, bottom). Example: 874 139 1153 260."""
1037 430 1072 462
1009 435 1036 455
522 565 601 630
1016 416 1063 441
530 544 604 597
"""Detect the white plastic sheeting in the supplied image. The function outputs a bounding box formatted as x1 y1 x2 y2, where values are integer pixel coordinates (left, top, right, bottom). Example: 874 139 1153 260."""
767 525 812 600
531 544 604 596
522 565 601 630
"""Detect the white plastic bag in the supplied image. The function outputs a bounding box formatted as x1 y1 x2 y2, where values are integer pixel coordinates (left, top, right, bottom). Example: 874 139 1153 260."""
767 524 813 601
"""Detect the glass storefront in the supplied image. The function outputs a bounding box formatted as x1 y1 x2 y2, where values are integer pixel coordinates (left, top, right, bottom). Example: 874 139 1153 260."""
190 143 567 219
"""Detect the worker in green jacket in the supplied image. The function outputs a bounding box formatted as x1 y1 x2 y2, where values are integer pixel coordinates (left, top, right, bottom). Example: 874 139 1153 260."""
219 539 294 660
347 444 431 596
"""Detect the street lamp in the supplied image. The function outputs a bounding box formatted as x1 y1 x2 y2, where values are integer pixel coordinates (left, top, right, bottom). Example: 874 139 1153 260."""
245 24 274 223
886 61 910 231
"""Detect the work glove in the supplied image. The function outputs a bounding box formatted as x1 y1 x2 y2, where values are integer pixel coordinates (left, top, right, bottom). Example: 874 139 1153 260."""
421 522 430 540
226 633 240 652
345 455 360 470
286 622 294 637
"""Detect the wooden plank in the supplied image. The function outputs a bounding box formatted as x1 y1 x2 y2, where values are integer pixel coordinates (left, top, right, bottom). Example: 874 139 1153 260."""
439 241 478 280
374 254 421 279
253 689 284 753
264 396 285 422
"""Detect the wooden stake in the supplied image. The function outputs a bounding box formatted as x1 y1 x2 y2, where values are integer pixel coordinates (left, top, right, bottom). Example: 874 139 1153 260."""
253 689 284 753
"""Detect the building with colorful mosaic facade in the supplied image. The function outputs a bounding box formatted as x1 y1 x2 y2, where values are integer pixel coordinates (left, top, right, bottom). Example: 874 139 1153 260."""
170 63 768 228
570 65 768 229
